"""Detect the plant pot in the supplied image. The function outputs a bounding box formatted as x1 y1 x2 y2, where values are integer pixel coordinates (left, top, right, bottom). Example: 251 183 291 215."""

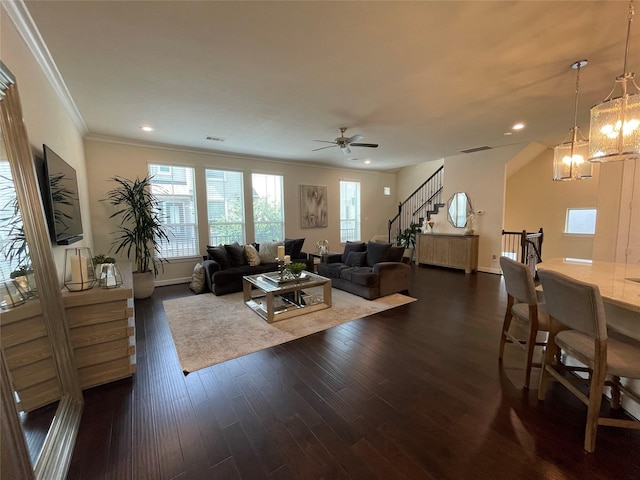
12 272 38 298
133 271 155 299
403 248 415 263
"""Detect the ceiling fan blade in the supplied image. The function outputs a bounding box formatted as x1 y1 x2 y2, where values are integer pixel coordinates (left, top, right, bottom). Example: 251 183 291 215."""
313 140 338 144
350 143 378 148
312 144 338 152
347 134 363 143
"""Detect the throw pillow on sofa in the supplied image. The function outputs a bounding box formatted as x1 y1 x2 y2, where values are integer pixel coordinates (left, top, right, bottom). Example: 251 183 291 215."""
284 238 305 259
207 245 232 269
341 241 367 263
224 242 247 267
189 263 206 294
244 244 261 266
345 251 367 267
366 241 392 267
258 241 283 264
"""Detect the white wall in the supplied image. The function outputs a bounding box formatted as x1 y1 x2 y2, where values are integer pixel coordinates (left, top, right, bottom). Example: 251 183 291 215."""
593 159 640 263
426 144 527 273
84 138 398 284
1 8 90 285
398 143 605 272
395 158 443 201
505 148 600 261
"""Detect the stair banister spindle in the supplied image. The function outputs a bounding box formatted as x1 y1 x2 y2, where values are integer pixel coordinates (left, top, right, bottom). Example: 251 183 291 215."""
388 165 444 242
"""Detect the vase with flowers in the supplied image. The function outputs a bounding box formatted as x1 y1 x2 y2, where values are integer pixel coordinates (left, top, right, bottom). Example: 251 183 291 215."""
316 239 329 255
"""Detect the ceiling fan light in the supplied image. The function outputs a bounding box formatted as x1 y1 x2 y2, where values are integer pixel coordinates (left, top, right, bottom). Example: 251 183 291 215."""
340 145 351 154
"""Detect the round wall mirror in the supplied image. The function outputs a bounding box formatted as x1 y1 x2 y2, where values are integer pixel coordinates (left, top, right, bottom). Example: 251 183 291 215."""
447 192 473 228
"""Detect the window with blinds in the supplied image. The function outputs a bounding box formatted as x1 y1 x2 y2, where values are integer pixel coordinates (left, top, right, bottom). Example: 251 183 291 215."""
252 173 284 243
340 180 361 242
0 159 20 279
205 169 245 245
149 164 198 258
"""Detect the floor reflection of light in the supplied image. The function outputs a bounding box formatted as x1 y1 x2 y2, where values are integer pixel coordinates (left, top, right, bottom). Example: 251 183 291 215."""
510 408 536 453
538 462 570 480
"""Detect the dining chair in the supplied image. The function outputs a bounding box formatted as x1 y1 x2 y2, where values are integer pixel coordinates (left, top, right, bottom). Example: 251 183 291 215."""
499 256 550 389
537 269 640 452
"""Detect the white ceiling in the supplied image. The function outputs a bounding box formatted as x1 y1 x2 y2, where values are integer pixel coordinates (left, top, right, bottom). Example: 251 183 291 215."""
22 0 640 171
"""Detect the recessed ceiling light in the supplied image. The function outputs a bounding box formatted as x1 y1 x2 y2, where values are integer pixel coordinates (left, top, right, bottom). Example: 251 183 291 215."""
504 132 513 136
364 160 371 164
512 123 525 130
140 125 154 132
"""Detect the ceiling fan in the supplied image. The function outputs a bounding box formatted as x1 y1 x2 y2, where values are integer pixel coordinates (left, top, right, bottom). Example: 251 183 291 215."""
313 127 379 154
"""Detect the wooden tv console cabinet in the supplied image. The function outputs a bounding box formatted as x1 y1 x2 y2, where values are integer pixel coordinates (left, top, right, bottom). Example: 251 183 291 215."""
1 266 135 412
62 273 135 391
417 233 479 274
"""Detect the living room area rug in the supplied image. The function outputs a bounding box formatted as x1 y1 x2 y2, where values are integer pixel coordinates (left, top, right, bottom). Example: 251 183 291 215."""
163 289 416 374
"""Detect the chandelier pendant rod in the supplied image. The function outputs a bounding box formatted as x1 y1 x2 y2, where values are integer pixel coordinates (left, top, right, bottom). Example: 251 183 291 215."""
618 2 634 154
569 60 586 179
588 0 640 163
621 1 634 79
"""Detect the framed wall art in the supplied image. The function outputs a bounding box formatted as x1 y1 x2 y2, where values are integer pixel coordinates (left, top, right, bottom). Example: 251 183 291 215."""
300 184 327 228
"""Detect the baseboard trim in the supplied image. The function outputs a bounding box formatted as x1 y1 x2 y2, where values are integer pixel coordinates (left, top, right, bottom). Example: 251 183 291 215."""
156 277 190 287
479 266 501 274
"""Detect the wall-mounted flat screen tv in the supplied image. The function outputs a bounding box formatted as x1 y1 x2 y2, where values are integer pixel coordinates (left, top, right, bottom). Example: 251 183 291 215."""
42 144 83 245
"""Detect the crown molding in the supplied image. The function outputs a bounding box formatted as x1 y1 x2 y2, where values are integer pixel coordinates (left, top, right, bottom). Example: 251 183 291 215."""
84 133 396 174
3 0 88 135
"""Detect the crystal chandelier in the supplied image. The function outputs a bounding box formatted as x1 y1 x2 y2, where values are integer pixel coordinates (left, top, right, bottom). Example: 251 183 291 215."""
553 60 592 181
588 1 640 162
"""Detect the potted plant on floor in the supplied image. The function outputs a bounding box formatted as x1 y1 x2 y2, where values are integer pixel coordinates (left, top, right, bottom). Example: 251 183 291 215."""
397 222 422 263
104 176 171 299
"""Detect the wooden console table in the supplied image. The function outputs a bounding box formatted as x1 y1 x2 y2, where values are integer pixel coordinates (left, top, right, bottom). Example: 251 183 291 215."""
417 233 479 273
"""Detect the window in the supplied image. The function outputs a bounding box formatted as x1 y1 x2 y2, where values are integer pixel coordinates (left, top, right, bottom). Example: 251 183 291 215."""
149 164 198 258
0 159 20 278
340 180 361 242
206 169 245 245
252 173 284 243
565 208 597 234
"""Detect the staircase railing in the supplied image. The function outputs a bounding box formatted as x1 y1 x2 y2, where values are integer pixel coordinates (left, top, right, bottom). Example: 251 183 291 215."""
388 166 444 243
501 228 544 280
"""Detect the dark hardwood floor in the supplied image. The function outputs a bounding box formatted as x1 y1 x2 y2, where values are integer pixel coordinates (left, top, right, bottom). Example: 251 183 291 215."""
62 266 639 479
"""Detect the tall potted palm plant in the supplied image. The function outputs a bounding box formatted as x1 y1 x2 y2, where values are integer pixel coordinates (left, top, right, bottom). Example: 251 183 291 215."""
104 175 170 299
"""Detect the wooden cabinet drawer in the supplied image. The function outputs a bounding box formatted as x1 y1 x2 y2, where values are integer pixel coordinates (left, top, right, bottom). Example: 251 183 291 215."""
74 337 135 369
65 300 129 327
78 357 136 390
418 234 478 273
70 319 131 348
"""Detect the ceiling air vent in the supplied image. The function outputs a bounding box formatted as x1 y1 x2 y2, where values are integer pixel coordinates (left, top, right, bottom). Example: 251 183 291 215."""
205 135 226 142
460 145 492 154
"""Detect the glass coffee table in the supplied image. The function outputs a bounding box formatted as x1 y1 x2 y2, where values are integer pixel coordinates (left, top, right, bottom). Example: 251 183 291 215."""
242 271 332 323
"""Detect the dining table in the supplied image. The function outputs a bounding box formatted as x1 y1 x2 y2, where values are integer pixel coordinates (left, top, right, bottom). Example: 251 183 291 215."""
537 258 640 341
